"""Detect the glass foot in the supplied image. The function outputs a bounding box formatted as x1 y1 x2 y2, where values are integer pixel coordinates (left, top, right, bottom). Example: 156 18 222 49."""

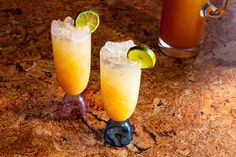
60 93 87 119
104 119 133 147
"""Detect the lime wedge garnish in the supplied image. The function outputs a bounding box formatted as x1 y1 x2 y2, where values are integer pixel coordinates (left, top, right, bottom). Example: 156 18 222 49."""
75 10 100 33
127 46 156 69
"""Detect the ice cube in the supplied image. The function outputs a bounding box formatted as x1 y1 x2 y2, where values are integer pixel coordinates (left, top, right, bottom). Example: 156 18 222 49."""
104 40 135 55
51 16 89 41
64 16 74 25
104 41 117 54
71 27 90 42
51 20 60 36
120 40 135 53
101 40 136 65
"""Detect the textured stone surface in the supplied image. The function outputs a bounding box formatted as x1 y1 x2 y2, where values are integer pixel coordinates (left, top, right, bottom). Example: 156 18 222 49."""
0 0 236 156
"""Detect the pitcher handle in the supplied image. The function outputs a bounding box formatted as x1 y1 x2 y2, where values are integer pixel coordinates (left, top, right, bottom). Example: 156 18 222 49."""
201 0 231 17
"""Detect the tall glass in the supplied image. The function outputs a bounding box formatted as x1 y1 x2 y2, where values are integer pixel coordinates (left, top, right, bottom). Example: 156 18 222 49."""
100 41 141 147
158 0 231 58
51 17 91 119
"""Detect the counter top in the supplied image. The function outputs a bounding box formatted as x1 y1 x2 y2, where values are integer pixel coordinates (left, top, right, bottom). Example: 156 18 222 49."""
0 0 236 156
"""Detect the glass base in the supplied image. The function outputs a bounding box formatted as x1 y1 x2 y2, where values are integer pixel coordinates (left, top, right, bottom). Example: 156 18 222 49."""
158 37 200 58
104 119 133 147
60 93 87 119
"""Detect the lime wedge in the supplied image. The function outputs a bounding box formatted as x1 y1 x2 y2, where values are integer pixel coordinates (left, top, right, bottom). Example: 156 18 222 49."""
75 10 100 33
127 46 156 69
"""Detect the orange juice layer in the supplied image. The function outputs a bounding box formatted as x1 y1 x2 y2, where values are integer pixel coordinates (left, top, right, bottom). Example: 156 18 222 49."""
160 0 208 48
52 35 91 95
101 62 141 121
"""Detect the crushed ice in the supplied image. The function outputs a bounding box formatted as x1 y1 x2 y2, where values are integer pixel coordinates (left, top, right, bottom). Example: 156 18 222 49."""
104 40 135 56
101 40 136 65
51 16 90 42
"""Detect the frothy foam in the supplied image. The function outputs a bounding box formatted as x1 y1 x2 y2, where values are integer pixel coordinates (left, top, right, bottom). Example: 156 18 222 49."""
51 16 90 42
101 40 136 65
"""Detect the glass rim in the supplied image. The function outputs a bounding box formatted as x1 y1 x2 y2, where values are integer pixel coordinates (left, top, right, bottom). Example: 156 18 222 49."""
100 46 139 68
51 20 91 42
51 33 91 42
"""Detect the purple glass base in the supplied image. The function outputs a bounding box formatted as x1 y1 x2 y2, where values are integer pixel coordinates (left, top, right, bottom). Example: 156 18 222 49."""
60 93 87 119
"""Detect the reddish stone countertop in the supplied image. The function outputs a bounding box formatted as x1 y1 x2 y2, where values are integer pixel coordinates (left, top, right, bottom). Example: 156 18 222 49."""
0 0 236 156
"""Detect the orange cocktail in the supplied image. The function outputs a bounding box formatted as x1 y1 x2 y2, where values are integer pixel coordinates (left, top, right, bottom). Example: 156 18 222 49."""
100 41 141 122
52 30 91 95
51 16 91 118
100 40 142 147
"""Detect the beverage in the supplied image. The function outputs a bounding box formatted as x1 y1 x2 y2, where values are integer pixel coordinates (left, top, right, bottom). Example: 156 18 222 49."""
160 0 207 49
158 0 231 58
100 40 156 147
100 41 141 121
50 10 100 118
51 17 91 95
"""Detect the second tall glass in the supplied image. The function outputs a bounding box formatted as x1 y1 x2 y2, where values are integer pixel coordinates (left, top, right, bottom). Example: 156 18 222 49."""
100 41 141 147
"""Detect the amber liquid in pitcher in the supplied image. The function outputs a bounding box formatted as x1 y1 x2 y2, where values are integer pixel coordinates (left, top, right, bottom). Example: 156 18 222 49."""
160 0 208 49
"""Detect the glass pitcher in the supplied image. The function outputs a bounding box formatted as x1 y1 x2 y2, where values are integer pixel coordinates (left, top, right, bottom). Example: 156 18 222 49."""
158 0 231 58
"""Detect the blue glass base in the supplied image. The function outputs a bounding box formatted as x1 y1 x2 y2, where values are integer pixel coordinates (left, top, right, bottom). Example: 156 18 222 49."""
104 119 133 147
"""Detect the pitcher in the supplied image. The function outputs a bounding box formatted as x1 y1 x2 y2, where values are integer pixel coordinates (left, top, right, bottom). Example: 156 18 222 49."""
158 0 231 58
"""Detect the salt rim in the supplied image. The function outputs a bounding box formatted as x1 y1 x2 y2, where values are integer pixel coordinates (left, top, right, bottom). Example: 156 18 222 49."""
51 16 90 42
101 40 139 67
